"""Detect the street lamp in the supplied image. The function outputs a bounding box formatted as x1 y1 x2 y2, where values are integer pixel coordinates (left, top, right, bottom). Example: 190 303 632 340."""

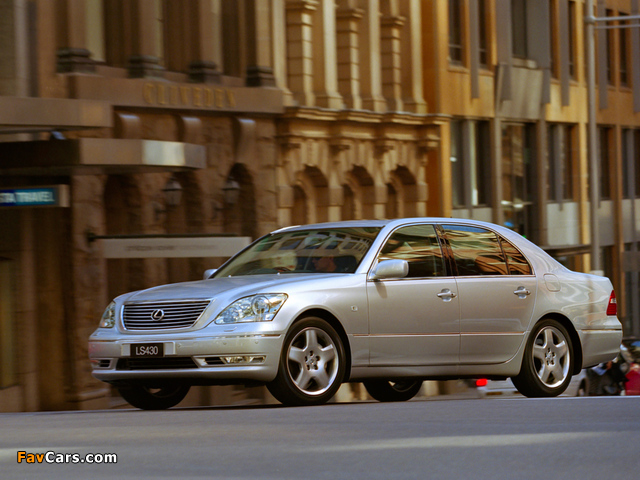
585 0 601 274
585 2 640 274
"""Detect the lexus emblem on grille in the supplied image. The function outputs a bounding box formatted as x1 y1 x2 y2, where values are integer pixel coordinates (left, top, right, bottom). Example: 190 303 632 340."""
151 309 165 322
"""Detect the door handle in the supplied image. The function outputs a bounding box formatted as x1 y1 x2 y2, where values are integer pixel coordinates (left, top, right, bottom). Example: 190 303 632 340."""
437 289 457 301
513 286 531 298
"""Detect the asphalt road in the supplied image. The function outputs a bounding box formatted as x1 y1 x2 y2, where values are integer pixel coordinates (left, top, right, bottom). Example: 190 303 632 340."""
1 396 638 480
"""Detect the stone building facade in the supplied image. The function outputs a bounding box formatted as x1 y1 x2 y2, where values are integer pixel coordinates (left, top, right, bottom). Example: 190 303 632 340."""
0 0 639 411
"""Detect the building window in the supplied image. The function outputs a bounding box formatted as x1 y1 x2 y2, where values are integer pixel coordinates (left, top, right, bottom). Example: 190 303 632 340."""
471 121 491 206
451 120 491 208
622 129 632 199
636 131 640 197
501 124 537 238
451 120 464 207
478 0 488 66
620 14 629 86
449 0 463 64
599 127 612 200
549 0 558 78
548 124 575 202
568 1 576 79
606 9 614 85
511 0 528 58
0 259 16 388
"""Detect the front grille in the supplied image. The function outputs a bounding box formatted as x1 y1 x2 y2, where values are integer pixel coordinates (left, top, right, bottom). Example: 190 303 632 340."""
116 357 198 370
122 300 211 331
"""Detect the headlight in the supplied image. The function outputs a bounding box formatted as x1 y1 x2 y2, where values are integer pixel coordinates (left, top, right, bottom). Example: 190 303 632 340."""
215 294 287 324
99 301 117 328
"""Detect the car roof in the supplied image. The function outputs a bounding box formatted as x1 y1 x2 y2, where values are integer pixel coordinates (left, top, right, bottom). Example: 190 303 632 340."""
271 217 509 234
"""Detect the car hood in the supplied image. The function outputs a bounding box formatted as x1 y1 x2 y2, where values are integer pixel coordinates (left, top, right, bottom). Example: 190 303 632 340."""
122 273 350 303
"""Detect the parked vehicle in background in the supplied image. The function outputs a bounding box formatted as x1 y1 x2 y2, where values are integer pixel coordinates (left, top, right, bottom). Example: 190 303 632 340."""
89 218 622 409
587 349 629 396
621 338 640 395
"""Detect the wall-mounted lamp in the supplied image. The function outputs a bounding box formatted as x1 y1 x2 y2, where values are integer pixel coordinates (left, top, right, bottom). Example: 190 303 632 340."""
222 176 240 206
155 175 183 221
212 176 241 221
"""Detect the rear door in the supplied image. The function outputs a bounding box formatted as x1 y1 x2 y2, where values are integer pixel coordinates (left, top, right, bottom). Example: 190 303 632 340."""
441 225 537 365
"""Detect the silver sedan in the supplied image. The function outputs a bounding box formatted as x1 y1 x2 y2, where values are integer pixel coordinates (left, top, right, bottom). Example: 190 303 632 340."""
89 218 622 409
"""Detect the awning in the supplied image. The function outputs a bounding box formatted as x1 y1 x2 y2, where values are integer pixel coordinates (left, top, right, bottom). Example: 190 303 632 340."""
0 138 206 175
0 96 111 134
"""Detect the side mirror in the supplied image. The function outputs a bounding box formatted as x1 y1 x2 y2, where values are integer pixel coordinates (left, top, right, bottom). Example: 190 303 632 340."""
203 269 217 280
369 259 409 281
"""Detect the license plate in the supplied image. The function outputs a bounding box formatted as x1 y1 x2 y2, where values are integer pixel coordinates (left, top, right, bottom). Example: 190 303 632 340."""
130 343 164 357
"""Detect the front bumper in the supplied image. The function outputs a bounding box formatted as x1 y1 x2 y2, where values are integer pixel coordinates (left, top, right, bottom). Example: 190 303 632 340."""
88 331 284 385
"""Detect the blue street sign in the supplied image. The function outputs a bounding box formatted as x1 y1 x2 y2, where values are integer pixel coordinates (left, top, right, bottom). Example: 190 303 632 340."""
0 186 69 208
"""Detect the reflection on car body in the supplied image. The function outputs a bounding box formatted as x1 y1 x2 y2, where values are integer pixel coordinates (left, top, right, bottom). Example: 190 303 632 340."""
89 218 623 409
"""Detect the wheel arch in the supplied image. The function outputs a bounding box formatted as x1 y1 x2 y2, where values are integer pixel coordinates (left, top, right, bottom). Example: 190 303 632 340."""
292 308 352 382
535 313 583 375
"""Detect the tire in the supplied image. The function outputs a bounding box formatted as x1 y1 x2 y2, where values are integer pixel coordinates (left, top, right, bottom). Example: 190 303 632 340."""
363 380 423 402
512 319 574 397
267 317 346 406
117 384 190 410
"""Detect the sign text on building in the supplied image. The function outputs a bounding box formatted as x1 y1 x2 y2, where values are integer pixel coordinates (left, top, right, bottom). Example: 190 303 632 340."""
0 186 70 208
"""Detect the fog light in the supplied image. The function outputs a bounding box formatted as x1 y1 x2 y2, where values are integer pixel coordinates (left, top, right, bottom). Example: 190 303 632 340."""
221 356 265 365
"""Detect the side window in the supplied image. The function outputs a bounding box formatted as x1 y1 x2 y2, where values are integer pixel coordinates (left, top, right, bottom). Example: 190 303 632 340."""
499 236 533 275
442 225 508 276
378 225 446 278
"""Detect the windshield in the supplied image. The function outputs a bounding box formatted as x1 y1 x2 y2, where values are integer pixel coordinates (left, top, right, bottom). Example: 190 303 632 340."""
213 227 382 277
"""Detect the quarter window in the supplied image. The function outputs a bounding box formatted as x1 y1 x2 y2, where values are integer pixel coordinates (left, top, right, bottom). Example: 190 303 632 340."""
499 237 533 275
379 225 447 278
442 225 508 276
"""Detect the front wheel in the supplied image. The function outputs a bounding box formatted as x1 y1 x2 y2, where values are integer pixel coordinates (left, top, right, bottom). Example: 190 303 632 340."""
267 317 346 406
117 384 190 410
512 319 574 397
363 380 423 402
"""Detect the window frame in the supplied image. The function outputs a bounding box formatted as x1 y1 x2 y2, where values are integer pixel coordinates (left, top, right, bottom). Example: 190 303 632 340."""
376 224 451 279
439 224 533 277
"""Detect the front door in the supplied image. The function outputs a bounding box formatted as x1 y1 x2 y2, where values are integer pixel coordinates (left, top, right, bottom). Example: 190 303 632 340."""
367 224 460 366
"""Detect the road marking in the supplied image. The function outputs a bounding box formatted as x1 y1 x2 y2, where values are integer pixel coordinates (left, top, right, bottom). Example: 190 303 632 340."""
298 432 607 452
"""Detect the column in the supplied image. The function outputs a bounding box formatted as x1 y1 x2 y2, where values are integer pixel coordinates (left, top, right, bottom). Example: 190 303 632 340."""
245 0 276 86
125 0 164 78
380 0 404 111
398 0 427 113
336 0 363 109
285 0 317 106
311 0 343 108
162 0 220 83
55 0 95 73
358 0 386 112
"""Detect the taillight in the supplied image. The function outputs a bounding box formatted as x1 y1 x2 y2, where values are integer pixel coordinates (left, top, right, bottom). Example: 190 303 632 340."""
476 379 488 387
606 291 617 316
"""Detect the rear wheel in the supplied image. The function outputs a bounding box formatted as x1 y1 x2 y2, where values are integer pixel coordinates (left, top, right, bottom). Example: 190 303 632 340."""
363 380 423 402
512 319 573 397
267 317 346 406
117 384 190 410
